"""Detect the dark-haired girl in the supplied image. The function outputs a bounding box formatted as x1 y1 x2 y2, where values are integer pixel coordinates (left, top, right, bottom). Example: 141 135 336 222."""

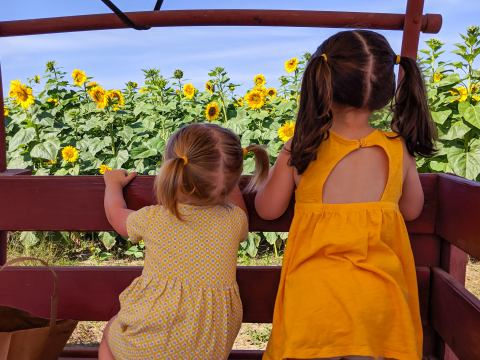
99 124 269 359
256 30 436 360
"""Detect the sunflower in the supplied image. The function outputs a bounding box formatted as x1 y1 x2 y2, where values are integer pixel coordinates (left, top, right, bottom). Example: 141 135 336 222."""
235 98 244 107
107 90 125 111
139 87 148 94
285 57 299 73
450 86 468 102
205 102 220 121
33 75 41 84
254 74 266 87
47 98 59 106
99 164 112 174
205 81 214 94
267 87 277 98
183 83 195 99
86 81 98 88
433 72 443 83
9 80 35 109
3 108 9 117
61 146 79 163
278 121 295 142
89 86 107 109
72 69 87 86
470 83 479 94
245 89 265 109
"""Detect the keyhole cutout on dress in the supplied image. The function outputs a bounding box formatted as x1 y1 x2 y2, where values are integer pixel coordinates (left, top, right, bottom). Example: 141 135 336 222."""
322 146 389 204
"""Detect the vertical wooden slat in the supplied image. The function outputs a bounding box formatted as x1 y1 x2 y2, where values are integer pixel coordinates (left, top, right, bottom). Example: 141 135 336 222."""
0 63 7 173
0 231 7 265
401 0 425 59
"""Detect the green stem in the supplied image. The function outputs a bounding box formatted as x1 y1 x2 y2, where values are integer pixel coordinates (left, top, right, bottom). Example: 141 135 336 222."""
273 241 279 258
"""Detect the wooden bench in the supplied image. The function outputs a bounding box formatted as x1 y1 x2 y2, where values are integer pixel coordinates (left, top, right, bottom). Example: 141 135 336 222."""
0 173 479 359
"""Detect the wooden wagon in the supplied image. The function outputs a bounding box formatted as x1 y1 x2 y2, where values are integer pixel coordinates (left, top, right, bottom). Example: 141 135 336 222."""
0 1 479 359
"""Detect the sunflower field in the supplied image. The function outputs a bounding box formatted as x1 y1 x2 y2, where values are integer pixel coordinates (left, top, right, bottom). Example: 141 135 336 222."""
4 26 480 260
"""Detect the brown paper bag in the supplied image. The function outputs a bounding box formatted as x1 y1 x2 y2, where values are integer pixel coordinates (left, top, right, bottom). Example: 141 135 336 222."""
0 257 78 360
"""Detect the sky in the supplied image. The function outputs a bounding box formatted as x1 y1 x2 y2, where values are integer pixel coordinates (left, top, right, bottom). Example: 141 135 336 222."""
1 0 479 94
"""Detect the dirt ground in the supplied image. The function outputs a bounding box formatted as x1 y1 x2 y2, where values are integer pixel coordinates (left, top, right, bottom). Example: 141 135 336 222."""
67 259 479 350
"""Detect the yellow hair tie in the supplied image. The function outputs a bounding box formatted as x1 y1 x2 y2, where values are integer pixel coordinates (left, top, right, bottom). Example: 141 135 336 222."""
321 53 328 62
179 155 188 165
395 54 401 65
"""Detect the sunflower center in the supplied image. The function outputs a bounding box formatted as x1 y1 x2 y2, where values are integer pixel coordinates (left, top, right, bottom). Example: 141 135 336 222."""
209 107 217 116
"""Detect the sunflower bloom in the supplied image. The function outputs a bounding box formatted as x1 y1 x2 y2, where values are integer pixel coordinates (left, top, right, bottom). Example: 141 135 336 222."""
433 72 443 83
139 87 148 94
89 86 107 109
72 69 87 86
235 98 244 107
33 75 41 84
473 94 480 102
3 108 9 117
61 146 79 163
86 81 98 88
267 87 277 98
9 80 35 109
47 98 59 106
245 89 265 109
285 57 299 73
470 83 479 94
107 90 125 111
450 86 468 102
254 74 266 87
205 101 220 121
278 121 295 142
205 81 214 94
183 83 195 99
99 164 112 174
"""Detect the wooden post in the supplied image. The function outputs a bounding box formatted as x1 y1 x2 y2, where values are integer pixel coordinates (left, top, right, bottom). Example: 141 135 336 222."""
0 63 6 173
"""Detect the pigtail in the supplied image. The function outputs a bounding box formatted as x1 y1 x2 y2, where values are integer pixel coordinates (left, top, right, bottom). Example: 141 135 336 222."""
155 157 187 220
392 56 436 157
290 54 334 174
243 145 270 193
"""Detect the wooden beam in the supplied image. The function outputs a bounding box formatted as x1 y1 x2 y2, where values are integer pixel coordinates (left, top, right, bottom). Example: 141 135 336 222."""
436 174 480 260
431 268 480 360
0 10 442 38
0 174 437 233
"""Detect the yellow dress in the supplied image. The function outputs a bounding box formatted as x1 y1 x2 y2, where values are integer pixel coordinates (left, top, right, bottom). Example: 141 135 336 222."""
108 204 248 360
263 130 422 360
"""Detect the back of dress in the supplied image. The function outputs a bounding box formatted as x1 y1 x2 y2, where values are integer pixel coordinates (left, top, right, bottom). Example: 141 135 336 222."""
263 130 423 360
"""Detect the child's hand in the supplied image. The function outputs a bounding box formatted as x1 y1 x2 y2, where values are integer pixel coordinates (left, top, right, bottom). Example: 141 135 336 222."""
103 169 137 189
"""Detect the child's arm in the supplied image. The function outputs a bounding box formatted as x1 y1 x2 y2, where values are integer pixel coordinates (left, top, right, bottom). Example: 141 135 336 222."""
254 141 296 220
103 169 137 237
399 154 424 221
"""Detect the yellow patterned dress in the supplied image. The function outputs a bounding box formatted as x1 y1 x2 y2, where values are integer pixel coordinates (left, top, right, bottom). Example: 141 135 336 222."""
108 204 248 360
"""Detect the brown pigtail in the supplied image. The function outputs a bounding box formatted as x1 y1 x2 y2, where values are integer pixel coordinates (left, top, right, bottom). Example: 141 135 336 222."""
392 56 437 157
290 54 333 174
243 145 270 193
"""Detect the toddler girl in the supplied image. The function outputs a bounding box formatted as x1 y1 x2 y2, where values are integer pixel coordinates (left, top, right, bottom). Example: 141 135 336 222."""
100 123 268 359
256 30 436 360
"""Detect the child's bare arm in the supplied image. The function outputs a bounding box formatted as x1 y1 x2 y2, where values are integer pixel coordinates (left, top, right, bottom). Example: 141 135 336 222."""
399 155 424 221
255 141 296 220
103 170 137 237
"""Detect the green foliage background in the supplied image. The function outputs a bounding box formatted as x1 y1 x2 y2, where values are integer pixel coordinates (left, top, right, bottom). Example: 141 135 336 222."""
4 27 480 261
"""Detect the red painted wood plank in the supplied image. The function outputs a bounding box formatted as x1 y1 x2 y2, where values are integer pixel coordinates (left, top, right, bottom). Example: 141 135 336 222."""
436 174 480 259
0 266 431 324
0 174 438 233
0 10 442 38
431 268 480 360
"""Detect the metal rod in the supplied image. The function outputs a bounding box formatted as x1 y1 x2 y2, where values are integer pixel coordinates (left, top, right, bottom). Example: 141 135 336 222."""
153 0 164 11
0 64 6 173
100 0 150 30
0 10 442 38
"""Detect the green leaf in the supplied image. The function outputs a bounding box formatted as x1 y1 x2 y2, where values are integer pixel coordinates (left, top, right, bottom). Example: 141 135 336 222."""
115 150 129 168
243 233 261 257
19 231 39 248
446 140 480 180
464 104 480 129
30 140 60 161
441 120 470 141
429 160 447 172
8 128 37 151
99 232 116 250
431 110 451 125
264 232 278 245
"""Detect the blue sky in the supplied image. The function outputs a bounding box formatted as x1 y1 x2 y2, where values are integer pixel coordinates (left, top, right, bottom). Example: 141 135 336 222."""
1 0 478 94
